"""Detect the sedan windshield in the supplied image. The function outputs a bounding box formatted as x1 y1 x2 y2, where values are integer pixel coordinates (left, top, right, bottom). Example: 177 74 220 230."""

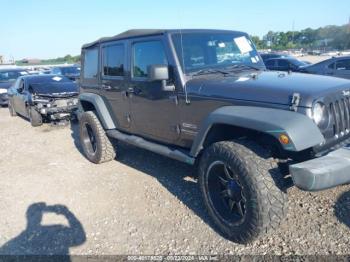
172 32 265 73
0 70 28 82
27 76 78 94
60 67 80 75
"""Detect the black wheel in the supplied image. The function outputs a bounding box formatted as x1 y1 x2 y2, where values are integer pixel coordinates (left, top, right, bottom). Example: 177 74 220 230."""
199 140 288 243
79 111 116 164
28 107 43 127
8 100 17 117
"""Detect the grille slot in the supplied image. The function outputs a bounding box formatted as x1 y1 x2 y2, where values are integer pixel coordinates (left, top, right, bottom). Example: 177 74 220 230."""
329 98 350 136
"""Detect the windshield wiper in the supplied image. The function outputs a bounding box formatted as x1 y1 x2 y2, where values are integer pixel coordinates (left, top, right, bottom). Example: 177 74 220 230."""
223 64 262 71
191 68 230 77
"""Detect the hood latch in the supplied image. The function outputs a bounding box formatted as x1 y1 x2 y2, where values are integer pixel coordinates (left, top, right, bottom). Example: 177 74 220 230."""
290 93 301 112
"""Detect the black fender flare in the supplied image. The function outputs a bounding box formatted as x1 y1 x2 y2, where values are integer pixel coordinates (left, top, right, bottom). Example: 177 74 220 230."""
78 93 116 130
190 106 325 157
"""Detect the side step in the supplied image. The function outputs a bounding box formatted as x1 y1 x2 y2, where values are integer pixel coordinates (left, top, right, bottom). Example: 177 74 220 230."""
106 130 195 165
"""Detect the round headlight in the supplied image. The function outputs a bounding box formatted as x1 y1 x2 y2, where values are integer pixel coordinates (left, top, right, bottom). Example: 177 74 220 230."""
313 102 329 130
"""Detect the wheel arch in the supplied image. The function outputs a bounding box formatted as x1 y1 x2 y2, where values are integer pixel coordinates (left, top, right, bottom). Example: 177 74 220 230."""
190 106 325 157
78 93 116 130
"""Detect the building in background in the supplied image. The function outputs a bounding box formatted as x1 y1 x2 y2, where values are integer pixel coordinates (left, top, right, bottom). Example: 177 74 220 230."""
21 58 42 64
0 55 15 65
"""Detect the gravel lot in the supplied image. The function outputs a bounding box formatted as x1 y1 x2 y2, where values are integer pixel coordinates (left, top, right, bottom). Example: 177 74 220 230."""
0 107 350 256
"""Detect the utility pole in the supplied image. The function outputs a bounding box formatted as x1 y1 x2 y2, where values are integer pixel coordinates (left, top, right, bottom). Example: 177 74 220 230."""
292 20 295 45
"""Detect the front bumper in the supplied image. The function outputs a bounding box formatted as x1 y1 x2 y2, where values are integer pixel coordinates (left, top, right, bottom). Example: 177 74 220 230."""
0 93 9 105
290 146 350 191
39 105 78 120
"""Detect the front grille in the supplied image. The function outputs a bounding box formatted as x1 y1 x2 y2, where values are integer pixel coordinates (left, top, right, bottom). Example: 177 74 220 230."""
329 97 350 136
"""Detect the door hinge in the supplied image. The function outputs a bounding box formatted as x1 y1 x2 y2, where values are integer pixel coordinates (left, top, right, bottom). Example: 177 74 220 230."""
169 95 178 105
176 125 181 135
290 93 301 112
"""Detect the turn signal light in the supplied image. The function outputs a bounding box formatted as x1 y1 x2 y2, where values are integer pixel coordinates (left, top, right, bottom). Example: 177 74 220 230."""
279 134 290 145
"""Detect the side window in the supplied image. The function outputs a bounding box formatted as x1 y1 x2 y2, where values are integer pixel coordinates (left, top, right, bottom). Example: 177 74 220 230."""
277 60 289 68
336 59 350 70
132 40 168 78
102 44 124 77
83 48 99 79
328 62 335 69
265 60 275 67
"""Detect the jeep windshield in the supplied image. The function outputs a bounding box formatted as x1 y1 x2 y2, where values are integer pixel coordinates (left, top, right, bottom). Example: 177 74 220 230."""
171 32 265 75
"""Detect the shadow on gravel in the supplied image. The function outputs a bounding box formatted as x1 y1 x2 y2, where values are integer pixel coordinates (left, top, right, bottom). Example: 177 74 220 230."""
0 202 86 261
69 123 221 237
70 122 84 154
334 190 350 229
116 142 219 229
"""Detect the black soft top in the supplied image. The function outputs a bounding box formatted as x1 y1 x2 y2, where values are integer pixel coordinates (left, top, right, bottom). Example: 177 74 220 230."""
82 29 166 49
81 29 247 49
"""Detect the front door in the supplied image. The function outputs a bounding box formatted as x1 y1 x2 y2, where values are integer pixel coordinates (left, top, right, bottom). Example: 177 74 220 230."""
13 79 28 117
128 38 180 144
100 41 131 130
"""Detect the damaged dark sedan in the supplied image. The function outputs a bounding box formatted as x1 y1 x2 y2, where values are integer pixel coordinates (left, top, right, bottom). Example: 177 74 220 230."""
0 68 29 106
7 75 79 126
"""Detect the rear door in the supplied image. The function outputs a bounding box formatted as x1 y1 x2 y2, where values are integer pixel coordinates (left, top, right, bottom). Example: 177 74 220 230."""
334 59 350 79
100 41 131 130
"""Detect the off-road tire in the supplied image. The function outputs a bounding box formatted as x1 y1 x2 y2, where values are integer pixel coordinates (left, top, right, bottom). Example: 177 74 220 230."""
79 111 116 164
199 140 288 243
28 107 43 127
8 100 17 117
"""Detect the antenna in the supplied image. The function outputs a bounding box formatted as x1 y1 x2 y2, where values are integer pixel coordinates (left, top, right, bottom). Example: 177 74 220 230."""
178 9 190 105
179 29 190 104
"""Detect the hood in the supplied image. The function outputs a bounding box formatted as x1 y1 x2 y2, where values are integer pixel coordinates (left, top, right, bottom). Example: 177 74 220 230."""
186 71 350 107
30 82 78 97
0 81 14 89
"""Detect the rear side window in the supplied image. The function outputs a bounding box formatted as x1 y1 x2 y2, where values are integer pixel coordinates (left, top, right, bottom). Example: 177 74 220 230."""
132 41 168 78
102 44 124 77
83 48 98 79
336 59 350 70
265 60 275 67
328 62 335 69
277 60 289 68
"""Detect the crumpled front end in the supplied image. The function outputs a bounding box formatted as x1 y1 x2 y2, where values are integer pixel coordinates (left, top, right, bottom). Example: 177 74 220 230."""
33 95 79 120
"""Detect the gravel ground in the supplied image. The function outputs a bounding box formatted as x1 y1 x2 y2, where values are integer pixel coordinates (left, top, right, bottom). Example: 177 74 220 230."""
0 107 350 256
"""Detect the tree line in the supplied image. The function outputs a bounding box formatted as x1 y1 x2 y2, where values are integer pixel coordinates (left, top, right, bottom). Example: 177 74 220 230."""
251 24 350 51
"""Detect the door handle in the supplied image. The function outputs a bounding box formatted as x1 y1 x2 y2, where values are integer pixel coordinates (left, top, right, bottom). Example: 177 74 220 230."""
102 84 112 90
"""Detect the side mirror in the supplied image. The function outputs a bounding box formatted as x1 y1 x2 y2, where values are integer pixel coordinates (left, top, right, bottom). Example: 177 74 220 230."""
148 65 174 91
148 64 169 81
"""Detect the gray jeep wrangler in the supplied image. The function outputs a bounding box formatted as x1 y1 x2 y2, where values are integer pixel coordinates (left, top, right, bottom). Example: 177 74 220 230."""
77 29 350 243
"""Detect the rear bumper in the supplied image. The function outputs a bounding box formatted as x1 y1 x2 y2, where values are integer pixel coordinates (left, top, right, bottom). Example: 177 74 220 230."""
290 147 350 191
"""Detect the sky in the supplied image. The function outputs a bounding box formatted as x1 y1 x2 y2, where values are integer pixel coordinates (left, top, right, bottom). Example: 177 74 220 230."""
1 0 349 60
